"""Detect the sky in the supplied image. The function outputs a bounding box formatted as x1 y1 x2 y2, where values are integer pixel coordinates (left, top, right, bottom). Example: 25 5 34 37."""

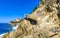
0 0 40 23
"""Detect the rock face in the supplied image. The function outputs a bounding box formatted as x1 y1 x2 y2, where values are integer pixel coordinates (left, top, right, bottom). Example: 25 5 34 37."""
2 0 60 38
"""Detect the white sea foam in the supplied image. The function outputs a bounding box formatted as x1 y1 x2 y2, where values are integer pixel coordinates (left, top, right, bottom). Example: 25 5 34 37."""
0 23 19 38
0 25 19 38
0 33 6 38
12 25 19 30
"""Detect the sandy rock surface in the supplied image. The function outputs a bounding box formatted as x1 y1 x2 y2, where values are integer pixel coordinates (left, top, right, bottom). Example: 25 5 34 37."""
2 0 60 38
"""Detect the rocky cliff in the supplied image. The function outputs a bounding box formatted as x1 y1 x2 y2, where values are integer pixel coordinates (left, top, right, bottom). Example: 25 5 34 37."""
2 0 60 38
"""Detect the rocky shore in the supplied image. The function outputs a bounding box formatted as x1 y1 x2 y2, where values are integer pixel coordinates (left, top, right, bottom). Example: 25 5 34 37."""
1 0 60 38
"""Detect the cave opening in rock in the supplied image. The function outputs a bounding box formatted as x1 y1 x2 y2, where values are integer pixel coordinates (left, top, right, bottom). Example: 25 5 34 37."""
57 14 60 19
24 18 37 25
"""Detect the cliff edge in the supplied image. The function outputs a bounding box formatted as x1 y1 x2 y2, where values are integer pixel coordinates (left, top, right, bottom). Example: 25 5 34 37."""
2 0 60 38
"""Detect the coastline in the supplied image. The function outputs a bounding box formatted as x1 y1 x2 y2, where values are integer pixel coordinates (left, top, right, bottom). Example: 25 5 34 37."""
1 0 60 38
0 33 7 38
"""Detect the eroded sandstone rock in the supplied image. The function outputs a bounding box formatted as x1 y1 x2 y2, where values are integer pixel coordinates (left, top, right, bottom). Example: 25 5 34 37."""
2 0 60 38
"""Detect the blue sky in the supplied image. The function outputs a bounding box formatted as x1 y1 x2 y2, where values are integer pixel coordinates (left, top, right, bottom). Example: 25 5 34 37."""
0 0 40 23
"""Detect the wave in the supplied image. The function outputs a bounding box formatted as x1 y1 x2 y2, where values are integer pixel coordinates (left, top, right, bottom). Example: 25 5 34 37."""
12 25 19 30
0 33 6 38
0 25 19 38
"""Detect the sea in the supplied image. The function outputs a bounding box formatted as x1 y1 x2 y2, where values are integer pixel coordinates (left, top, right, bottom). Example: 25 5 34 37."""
0 23 18 38
0 23 12 34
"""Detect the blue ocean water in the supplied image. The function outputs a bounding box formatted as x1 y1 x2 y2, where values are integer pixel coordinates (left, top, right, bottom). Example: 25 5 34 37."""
0 23 12 34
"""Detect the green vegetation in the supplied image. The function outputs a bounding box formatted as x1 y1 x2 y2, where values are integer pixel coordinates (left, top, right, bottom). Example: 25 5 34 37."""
29 6 37 14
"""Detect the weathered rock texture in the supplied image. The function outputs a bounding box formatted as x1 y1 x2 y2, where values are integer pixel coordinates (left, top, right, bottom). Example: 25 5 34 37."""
2 0 60 38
